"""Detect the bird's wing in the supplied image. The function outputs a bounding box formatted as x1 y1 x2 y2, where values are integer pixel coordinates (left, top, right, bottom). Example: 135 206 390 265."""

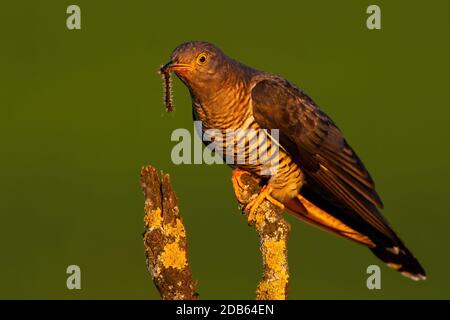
251 77 396 241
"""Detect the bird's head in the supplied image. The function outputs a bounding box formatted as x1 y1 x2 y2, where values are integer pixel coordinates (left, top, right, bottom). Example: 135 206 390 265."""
160 41 235 100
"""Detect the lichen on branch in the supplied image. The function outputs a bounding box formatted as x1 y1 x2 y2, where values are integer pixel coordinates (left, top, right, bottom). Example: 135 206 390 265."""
141 165 290 300
232 172 291 300
141 165 197 300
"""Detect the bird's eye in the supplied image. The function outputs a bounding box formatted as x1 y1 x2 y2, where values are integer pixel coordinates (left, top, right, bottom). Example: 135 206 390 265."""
196 53 208 65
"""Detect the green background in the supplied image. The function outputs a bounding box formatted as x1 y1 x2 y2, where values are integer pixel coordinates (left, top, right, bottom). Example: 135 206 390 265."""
1 0 449 299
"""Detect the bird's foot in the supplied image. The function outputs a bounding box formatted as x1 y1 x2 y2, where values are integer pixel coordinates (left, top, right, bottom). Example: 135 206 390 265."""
245 186 285 225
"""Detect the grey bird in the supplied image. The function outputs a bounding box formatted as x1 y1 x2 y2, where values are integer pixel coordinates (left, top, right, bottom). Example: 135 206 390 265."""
160 41 426 280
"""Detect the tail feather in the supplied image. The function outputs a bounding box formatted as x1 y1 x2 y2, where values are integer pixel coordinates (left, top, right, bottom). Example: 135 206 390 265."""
285 195 426 281
285 196 375 247
370 242 426 281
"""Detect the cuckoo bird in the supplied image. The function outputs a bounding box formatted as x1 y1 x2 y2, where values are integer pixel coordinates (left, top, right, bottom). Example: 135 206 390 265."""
160 41 426 281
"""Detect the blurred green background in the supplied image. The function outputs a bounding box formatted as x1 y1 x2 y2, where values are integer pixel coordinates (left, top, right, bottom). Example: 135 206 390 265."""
1 0 449 299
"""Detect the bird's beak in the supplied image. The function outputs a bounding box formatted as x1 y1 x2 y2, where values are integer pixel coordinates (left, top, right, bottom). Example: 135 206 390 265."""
159 61 192 74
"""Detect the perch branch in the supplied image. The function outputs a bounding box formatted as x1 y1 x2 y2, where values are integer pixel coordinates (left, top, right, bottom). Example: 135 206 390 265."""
141 165 197 300
232 171 291 300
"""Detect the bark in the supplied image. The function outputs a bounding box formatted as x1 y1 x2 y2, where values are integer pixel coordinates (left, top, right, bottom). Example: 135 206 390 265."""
141 165 197 300
141 165 290 300
232 172 291 300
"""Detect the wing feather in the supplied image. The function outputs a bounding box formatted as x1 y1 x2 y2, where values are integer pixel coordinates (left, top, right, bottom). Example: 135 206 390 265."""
251 77 394 239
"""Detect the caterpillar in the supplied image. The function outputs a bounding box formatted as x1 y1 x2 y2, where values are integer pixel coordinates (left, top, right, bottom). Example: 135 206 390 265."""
159 66 174 113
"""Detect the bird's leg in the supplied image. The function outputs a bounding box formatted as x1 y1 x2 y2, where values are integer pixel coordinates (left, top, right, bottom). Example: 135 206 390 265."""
231 168 285 224
245 185 285 224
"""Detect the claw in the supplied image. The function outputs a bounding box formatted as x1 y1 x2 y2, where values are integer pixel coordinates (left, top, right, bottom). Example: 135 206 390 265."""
244 186 285 224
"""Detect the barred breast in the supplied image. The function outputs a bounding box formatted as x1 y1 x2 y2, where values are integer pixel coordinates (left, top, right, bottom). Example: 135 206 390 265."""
193 86 305 203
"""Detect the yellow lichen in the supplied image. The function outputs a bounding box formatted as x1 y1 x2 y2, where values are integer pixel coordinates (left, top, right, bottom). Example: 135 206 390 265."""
165 218 186 240
257 278 288 300
144 208 162 228
160 242 187 269
256 239 289 300
255 210 266 229
264 239 287 273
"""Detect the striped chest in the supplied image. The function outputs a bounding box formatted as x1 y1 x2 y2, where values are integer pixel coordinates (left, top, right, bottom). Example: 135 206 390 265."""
193 98 303 189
